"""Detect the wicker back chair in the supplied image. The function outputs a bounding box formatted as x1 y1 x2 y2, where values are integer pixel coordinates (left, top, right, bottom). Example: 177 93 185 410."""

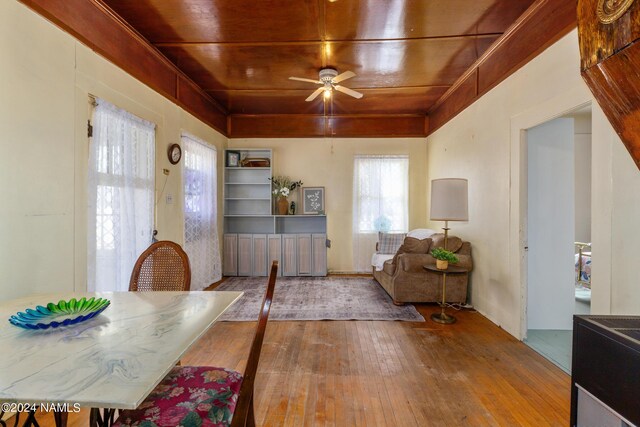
129 241 191 291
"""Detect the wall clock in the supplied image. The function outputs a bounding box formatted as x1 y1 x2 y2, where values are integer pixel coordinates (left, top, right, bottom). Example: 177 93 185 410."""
168 143 182 165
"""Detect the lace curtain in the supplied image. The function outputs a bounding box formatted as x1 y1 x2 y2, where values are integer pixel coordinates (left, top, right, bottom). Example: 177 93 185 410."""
352 155 409 272
88 99 155 292
182 134 222 290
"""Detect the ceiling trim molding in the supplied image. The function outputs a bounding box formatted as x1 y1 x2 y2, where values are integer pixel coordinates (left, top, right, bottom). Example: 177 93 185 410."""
427 0 577 135
18 0 228 135
228 114 427 138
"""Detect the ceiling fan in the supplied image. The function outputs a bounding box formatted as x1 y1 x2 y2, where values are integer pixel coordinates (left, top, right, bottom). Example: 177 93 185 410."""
289 68 364 102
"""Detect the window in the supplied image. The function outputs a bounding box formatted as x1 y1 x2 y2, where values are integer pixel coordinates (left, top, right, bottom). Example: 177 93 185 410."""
352 155 409 272
182 134 221 290
87 99 155 292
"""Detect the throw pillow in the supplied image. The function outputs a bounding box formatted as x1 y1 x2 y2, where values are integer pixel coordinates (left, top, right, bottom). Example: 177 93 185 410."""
430 233 463 252
407 228 437 240
392 237 432 265
378 232 406 254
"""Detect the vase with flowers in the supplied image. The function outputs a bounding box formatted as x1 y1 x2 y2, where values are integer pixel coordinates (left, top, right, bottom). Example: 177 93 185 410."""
270 176 303 215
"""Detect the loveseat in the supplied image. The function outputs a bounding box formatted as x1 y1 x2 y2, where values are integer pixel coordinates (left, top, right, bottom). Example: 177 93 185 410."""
372 230 472 305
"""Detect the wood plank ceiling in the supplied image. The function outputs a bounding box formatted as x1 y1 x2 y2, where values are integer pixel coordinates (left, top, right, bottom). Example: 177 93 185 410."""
98 0 536 136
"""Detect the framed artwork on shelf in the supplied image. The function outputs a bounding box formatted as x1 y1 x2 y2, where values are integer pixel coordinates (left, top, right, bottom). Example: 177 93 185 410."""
226 150 240 167
302 187 325 214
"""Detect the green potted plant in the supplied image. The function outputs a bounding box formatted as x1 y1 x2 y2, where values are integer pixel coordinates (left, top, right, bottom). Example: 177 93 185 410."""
431 247 459 270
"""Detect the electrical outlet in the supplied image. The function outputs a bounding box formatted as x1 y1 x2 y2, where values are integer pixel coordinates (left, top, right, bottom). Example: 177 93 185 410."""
166 193 173 204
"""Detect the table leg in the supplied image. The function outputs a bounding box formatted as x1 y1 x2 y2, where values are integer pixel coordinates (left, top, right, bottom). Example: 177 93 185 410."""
21 411 39 427
90 408 116 427
431 272 456 324
53 411 67 427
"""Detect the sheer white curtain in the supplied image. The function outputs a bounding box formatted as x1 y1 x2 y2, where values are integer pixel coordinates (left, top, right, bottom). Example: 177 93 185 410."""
182 134 222 290
352 155 409 272
88 99 155 292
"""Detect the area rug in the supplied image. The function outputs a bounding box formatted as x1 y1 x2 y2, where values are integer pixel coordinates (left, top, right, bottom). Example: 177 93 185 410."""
215 276 425 322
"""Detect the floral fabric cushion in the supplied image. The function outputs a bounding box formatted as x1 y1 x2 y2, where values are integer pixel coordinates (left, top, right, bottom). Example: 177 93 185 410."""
113 366 243 427
378 232 406 254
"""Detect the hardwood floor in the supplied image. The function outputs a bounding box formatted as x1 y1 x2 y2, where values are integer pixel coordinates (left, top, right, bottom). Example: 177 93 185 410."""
30 304 569 426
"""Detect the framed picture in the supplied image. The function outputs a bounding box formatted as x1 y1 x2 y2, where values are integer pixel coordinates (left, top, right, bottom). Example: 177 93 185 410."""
226 150 240 167
302 187 325 214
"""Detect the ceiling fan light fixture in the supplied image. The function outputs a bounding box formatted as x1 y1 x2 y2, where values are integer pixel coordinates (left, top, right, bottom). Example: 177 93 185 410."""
323 88 332 99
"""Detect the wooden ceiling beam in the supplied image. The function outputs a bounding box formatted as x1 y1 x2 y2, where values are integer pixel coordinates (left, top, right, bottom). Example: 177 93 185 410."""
427 0 577 135
228 115 427 139
18 0 228 135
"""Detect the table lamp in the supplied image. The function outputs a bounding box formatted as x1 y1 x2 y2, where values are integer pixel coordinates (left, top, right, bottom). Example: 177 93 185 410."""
430 178 469 249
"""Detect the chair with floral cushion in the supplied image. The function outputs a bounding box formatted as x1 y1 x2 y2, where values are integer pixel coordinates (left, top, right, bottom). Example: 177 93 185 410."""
113 261 278 427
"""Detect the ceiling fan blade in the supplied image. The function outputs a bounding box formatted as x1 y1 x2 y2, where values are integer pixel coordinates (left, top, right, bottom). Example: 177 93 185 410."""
332 70 356 83
305 87 325 102
334 85 363 99
289 77 322 84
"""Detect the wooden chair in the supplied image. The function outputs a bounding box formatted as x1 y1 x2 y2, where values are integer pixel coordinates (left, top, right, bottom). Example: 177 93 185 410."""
129 240 191 291
113 261 278 427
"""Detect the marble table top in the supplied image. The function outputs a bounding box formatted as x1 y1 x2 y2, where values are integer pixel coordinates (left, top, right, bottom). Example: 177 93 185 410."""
0 291 242 409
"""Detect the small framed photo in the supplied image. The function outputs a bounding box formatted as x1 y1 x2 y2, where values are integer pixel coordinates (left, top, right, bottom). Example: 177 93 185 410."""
302 187 325 215
226 150 240 167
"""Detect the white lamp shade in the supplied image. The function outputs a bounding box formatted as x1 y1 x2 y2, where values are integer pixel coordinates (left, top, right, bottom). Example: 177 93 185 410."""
430 178 469 221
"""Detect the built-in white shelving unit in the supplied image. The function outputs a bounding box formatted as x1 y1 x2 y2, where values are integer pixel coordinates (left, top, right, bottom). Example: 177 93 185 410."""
223 149 327 277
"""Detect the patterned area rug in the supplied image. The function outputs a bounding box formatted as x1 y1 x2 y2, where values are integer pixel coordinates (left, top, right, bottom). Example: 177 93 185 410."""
215 276 425 322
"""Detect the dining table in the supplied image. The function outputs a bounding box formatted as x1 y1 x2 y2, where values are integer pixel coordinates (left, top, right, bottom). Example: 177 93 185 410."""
0 290 243 427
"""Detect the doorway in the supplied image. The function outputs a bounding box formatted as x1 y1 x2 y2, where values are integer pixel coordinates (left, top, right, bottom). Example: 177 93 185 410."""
523 106 592 373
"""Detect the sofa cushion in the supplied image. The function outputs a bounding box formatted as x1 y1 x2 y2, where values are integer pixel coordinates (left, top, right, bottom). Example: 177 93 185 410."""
392 237 431 265
400 237 432 254
430 233 463 252
378 232 406 254
371 253 394 271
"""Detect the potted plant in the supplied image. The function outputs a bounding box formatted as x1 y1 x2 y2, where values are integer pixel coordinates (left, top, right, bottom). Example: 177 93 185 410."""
269 176 303 215
431 247 459 270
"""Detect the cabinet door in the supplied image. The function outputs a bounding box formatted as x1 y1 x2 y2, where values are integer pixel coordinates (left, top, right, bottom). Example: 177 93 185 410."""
282 234 297 276
268 234 282 276
237 234 253 276
297 234 312 276
252 234 268 276
312 234 327 276
223 234 238 276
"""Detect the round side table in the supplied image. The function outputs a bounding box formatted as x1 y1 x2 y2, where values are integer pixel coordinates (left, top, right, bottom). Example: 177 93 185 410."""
423 264 468 324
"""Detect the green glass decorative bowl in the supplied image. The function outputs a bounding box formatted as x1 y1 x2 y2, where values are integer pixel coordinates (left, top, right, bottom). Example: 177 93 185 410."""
8 297 111 330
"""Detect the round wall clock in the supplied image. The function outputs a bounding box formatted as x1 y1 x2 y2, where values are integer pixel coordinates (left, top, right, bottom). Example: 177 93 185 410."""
168 143 182 165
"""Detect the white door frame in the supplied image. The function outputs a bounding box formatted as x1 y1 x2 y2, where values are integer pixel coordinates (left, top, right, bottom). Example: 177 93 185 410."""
509 86 591 340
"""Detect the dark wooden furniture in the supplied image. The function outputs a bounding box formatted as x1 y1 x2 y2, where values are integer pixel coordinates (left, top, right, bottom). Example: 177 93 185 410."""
571 315 640 426
423 264 468 324
578 0 640 170
112 261 278 427
129 240 191 291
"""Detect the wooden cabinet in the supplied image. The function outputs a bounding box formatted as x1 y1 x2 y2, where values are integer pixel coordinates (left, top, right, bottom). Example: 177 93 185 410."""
224 232 327 277
297 234 312 276
282 234 298 276
267 234 282 276
222 234 238 276
252 234 267 276
312 234 327 276
237 234 253 276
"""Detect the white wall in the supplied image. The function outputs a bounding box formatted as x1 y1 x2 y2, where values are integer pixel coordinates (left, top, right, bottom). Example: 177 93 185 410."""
228 137 428 273
0 0 226 301
526 118 575 330
572 111 592 243
426 30 640 338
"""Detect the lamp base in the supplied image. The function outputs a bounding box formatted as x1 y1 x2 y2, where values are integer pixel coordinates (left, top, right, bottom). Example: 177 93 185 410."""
431 312 456 324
